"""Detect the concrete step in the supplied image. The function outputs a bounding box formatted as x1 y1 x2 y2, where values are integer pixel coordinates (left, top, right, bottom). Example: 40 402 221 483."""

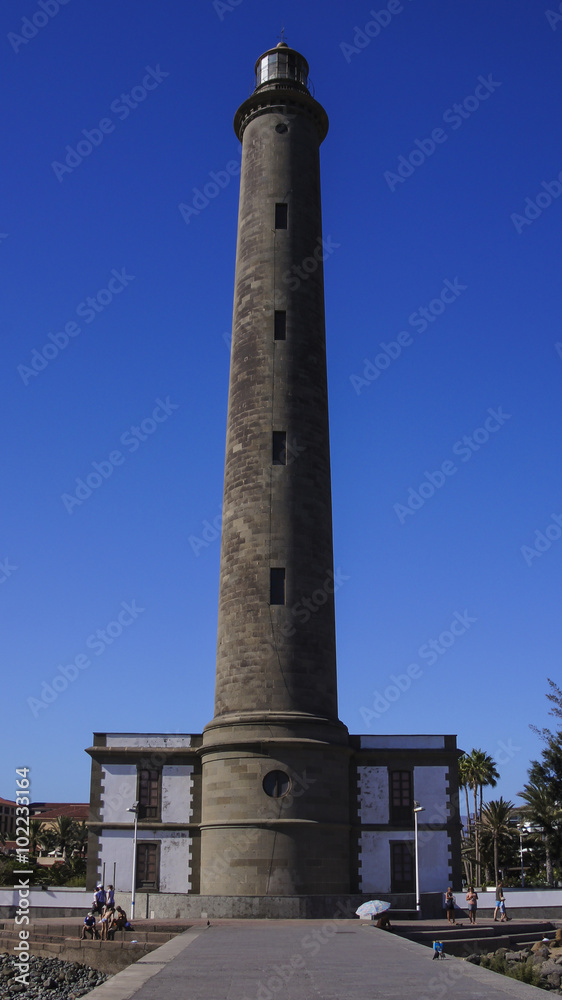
0 924 179 943
0 927 176 947
395 920 557 958
402 919 554 939
359 910 418 923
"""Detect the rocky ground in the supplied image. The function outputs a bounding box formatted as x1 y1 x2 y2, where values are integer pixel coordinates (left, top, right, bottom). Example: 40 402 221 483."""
465 940 562 992
0 953 110 1000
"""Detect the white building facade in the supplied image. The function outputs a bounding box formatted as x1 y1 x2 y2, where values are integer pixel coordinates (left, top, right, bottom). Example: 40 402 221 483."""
87 731 461 911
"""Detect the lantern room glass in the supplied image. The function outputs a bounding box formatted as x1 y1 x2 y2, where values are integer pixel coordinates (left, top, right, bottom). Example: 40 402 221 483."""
256 50 308 89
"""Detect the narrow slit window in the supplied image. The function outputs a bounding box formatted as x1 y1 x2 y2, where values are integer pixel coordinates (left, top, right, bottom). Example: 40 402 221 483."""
270 568 285 605
274 310 286 340
138 768 160 820
272 431 287 465
389 770 412 825
275 203 288 229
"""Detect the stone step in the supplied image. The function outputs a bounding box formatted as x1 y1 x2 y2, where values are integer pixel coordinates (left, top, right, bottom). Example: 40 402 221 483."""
0 932 159 949
396 921 557 958
359 909 418 922
403 919 554 939
0 935 158 975
0 925 177 943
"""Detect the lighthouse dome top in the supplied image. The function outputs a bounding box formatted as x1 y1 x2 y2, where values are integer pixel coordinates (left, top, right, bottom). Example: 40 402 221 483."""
254 43 310 93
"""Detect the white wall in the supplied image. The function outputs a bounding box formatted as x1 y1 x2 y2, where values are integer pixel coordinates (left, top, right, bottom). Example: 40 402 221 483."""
98 761 195 892
414 766 449 821
360 735 445 750
357 763 452 893
358 829 450 893
98 828 193 893
102 764 137 823
416 830 450 891
0 887 88 909
358 766 389 823
104 734 192 748
100 764 194 824
98 828 133 891
161 766 194 823
357 765 450 825
359 830 414 893
160 832 192 892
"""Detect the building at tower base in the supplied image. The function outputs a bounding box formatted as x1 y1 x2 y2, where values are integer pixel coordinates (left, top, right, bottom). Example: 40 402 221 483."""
86 730 461 917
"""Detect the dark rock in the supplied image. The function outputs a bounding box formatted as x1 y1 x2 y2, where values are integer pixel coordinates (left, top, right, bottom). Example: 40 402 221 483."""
532 941 550 955
465 953 480 964
533 946 551 962
0 955 110 1000
541 960 562 976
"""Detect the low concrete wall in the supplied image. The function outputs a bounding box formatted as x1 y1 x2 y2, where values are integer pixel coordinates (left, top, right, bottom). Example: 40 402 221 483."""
3 886 562 921
0 886 89 918
105 892 431 920
481 888 562 907
451 888 562 922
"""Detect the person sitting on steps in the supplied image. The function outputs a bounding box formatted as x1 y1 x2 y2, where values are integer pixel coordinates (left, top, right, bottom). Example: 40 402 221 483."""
81 912 98 940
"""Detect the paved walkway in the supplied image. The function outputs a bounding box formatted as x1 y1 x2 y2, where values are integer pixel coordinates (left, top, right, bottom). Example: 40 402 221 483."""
83 920 547 1000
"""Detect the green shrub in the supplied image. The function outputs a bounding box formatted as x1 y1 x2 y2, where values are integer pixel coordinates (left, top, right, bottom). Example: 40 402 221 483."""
64 875 87 887
488 955 508 975
0 856 86 888
506 959 542 987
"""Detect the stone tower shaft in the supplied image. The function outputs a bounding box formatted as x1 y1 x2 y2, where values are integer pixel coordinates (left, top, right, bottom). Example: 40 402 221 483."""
213 46 339 726
201 43 350 897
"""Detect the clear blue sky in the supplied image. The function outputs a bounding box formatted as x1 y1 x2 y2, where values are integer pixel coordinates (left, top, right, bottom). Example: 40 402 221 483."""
2 0 561 809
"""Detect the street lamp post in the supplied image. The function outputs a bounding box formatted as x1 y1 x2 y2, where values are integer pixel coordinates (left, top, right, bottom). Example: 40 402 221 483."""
518 822 531 888
413 800 425 915
127 802 139 920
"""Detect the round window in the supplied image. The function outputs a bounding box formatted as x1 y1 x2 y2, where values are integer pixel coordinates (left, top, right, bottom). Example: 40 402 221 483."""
275 123 288 134
263 770 291 797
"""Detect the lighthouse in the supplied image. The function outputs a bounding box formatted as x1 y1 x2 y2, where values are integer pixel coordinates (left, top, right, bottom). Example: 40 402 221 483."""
86 43 462 918
199 41 351 896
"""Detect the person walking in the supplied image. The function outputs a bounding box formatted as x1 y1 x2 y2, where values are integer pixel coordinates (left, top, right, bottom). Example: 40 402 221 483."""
93 884 106 915
466 886 478 924
444 886 456 924
494 880 505 921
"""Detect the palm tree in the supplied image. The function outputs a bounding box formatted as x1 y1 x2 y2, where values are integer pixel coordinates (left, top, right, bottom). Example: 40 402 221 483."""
29 820 44 856
519 779 562 886
458 755 474 883
38 828 58 855
481 797 515 885
52 816 75 860
458 755 472 839
72 820 88 858
463 749 500 886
